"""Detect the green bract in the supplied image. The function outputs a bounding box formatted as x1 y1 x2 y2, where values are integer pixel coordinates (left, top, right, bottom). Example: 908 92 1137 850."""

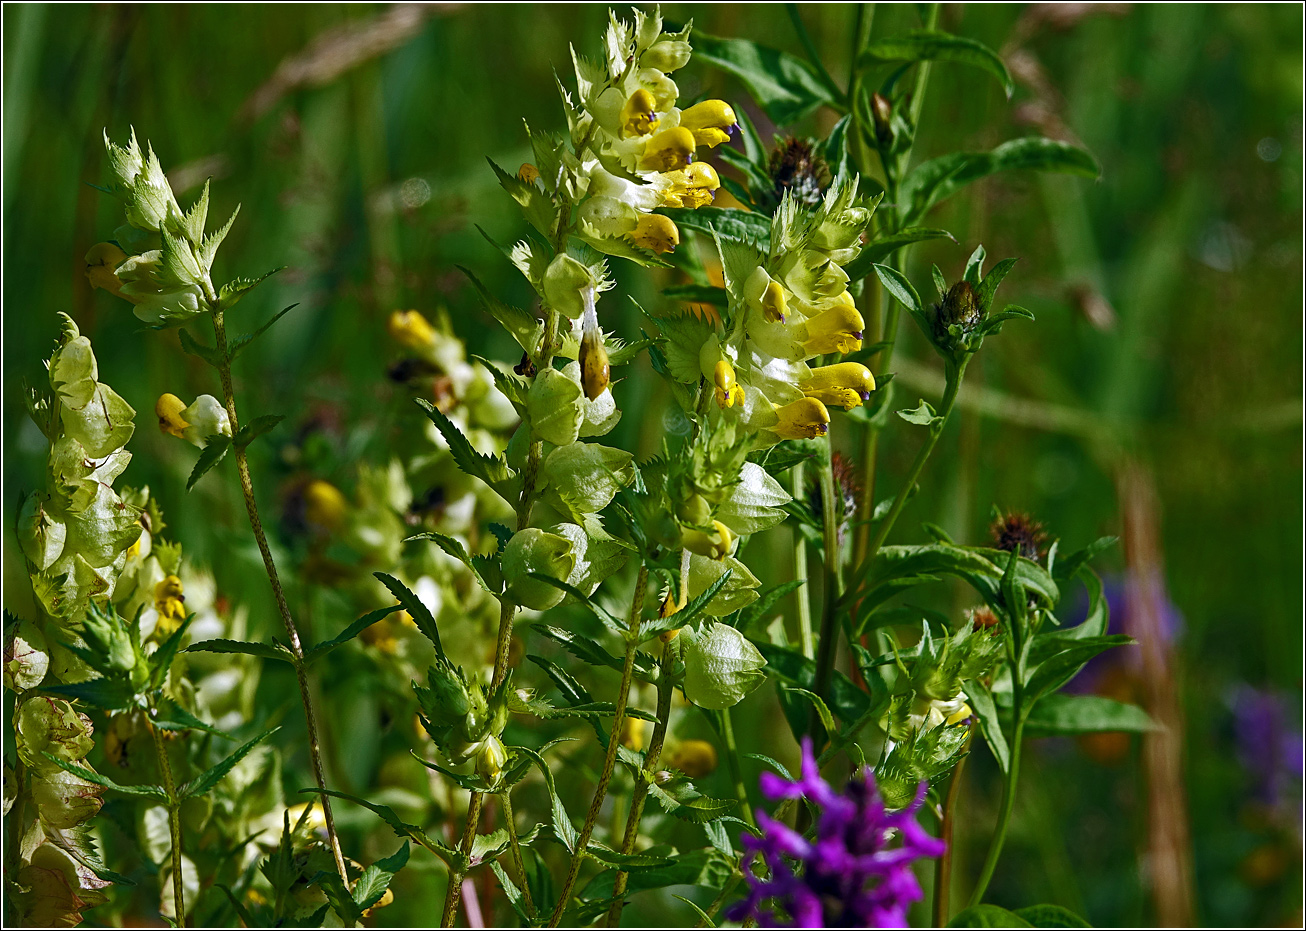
681 622 767 709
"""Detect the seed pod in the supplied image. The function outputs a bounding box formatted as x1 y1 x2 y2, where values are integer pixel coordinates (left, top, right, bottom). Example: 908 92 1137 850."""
579 328 610 400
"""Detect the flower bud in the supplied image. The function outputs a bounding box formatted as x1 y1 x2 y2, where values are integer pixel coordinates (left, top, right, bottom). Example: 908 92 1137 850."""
669 739 719 778
937 280 981 336
641 38 692 73
475 734 509 781
579 328 611 401
871 92 895 147
802 297 864 356
713 360 745 409
542 254 594 320
155 393 189 440
680 520 736 560
638 127 696 172
678 100 737 148
620 88 660 138
502 528 576 611
388 309 437 350
630 213 680 254
84 242 129 298
800 362 876 410
771 397 831 440
675 493 713 527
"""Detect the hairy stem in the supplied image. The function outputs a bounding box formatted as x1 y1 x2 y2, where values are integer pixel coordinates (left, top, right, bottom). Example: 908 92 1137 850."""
607 642 676 927
932 739 970 927
207 293 348 884
549 564 649 927
501 792 536 921
147 715 185 925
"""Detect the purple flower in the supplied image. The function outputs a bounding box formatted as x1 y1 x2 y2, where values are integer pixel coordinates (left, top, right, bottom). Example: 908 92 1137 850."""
726 740 945 928
1229 685 1304 814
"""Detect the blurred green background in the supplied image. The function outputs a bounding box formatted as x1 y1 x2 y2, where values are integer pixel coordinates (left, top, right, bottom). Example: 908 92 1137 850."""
4 3 1301 927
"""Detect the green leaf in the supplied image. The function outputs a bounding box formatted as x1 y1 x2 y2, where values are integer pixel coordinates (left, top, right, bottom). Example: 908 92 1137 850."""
660 206 771 245
416 398 515 500
177 727 278 799
303 604 404 665
586 844 675 870
873 263 924 315
846 228 957 280
353 842 410 913
1024 694 1156 738
459 263 542 355
897 399 941 427
406 531 501 595
692 32 841 125
783 686 835 737
949 904 1033 927
229 304 299 359
374 572 444 657
901 138 1100 224
186 434 231 491
185 638 295 664
662 284 729 307
525 572 626 636
526 654 593 705
218 267 285 308
232 414 283 450
578 847 732 902
860 30 1014 98
1024 635 1135 702
647 778 737 823
302 788 459 866
178 328 221 366
40 753 167 799
1013 904 1093 927
734 579 806 634
753 641 871 726
1054 536 1117 581
42 676 138 713
673 894 716 927
641 570 733 641
514 745 579 852
153 701 235 740
966 679 1009 773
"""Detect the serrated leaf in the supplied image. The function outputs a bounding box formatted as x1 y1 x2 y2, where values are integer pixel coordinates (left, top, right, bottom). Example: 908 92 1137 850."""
660 206 771 245
229 303 298 359
233 414 283 450
177 727 278 799
641 570 733 641
525 572 625 636
416 398 515 499
178 328 221 366
42 676 139 713
185 638 295 664
41 753 168 799
527 654 593 705
154 701 235 740
406 531 500 595
647 780 737 823
186 434 231 490
303 604 404 665
860 30 1014 98
218 267 285 308
302 788 459 867
374 572 444 657
514 744 579 852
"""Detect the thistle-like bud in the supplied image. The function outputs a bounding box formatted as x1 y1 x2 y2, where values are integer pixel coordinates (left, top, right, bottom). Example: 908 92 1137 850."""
578 328 611 400
767 137 830 208
639 127 696 172
871 93 895 147
934 280 982 343
989 510 1048 561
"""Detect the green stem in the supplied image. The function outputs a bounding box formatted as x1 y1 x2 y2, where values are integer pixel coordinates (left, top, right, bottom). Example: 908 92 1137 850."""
206 290 348 885
147 714 186 926
792 463 814 658
699 869 744 928
863 357 969 567
720 705 756 830
501 792 536 921
607 642 676 927
968 692 1024 907
932 734 970 927
811 437 845 730
786 4 845 106
548 564 650 927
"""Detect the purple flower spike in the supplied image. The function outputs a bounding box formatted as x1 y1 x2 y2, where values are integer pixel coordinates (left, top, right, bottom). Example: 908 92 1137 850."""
726 739 944 928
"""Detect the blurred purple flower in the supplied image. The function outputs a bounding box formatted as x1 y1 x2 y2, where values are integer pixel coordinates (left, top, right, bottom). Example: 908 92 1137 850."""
1229 685 1304 813
1067 572 1184 694
726 739 944 928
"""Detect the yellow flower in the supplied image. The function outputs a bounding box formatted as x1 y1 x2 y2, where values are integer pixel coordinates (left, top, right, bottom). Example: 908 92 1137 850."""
713 360 746 409
800 362 876 410
771 397 831 439
84 242 128 298
669 739 719 777
639 127 696 172
761 280 788 323
152 575 187 640
518 163 540 184
579 328 611 399
155 393 190 440
620 716 647 751
620 88 660 137
681 520 736 560
662 163 720 209
303 480 348 534
387 309 436 350
803 297 865 356
678 100 737 147
630 213 680 254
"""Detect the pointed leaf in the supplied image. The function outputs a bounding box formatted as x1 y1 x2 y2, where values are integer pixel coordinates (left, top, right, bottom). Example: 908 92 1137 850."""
41 754 167 799
860 30 1014 98
873 263 923 315
177 728 278 799
303 604 404 665
186 638 294 664
186 434 231 490
374 572 444 657
229 304 299 359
